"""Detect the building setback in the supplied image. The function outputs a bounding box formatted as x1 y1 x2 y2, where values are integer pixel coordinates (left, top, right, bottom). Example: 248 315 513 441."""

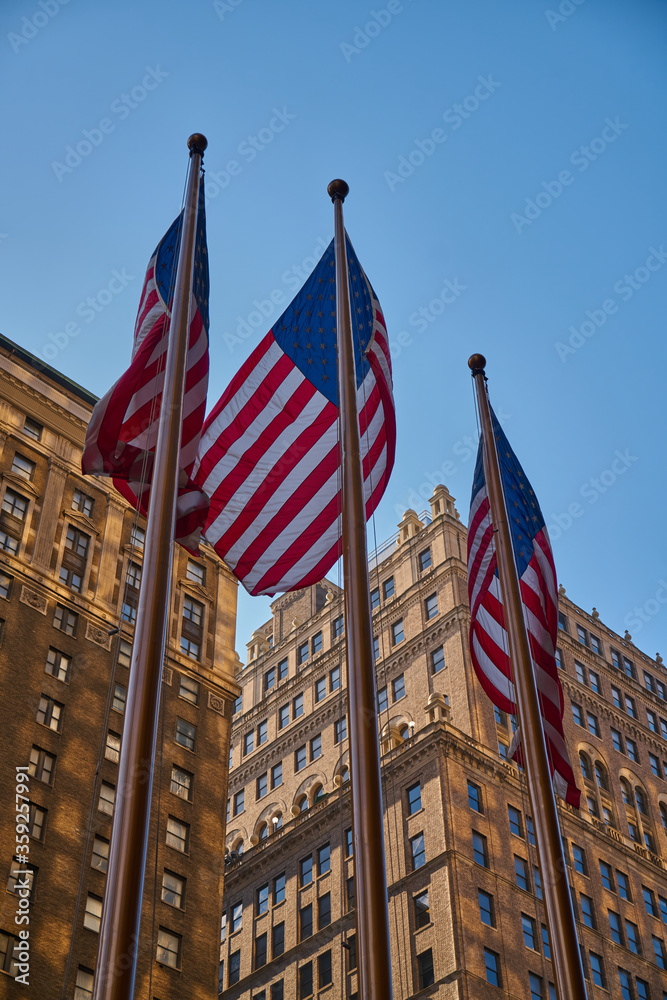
221 489 667 999
0 335 239 998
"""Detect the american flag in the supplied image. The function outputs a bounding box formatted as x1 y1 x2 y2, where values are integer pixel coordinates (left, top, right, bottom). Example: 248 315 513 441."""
82 184 210 553
194 235 395 596
467 406 580 808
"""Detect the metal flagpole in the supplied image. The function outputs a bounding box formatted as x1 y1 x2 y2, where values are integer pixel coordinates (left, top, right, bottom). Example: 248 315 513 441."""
468 353 586 1000
92 133 207 1000
328 179 393 1000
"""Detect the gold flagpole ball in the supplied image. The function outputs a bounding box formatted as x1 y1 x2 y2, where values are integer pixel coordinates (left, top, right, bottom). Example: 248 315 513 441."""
327 179 349 202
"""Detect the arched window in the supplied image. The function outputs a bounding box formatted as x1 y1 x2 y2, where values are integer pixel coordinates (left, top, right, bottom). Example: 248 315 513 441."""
297 795 308 813
314 785 326 802
399 724 410 741
258 823 269 840
594 761 609 791
272 813 283 831
341 766 350 783
579 752 593 782
660 803 667 831
233 838 244 856
635 788 648 815
620 778 633 806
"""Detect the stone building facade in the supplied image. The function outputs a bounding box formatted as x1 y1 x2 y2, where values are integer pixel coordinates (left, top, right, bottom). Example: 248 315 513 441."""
0 335 239 998
220 487 667 999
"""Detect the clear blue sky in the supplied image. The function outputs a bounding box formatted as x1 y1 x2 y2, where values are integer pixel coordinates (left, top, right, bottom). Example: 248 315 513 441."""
1 0 665 660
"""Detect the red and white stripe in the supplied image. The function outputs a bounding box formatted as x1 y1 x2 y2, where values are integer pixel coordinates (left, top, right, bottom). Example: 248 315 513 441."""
82 244 209 553
467 481 581 808
195 294 395 596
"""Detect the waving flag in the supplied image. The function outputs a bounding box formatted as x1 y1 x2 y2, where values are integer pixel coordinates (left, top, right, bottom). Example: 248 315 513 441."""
82 184 210 552
467 406 580 807
194 235 395 595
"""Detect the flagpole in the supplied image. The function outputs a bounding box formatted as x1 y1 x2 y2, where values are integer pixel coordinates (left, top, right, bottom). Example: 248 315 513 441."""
328 179 393 1000
468 354 586 1000
92 134 207 1000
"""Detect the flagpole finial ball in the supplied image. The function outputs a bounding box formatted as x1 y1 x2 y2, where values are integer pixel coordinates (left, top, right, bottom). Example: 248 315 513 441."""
468 353 486 373
188 134 208 156
328 179 349 202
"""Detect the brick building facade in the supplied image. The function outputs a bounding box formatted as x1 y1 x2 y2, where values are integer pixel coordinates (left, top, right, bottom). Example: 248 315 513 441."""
221 488 667 999
0 335 239 998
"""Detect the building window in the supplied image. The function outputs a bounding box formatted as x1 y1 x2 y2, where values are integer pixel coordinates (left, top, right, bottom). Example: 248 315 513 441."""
112 683 126 714
255 932 268 969
156 927 181 969
589 952 605 988
11 453 35 480
514 855 529 891
233 790 244 815
589 670 601 693
54 604 78 635
295 745 307 771
243 731 254 756
479 889 495 926
329 665 340 691
383 576 395 599
91 835 109 873
599 861 614 891
178 675 199 705
181 596 203 660
22 416 42 441
117 639 132 668
44 647 71 684
272 872 286 906
318 950 332 988
417 948 435 988
175 718 196 751
521 913 537 949
186 559 205 585
586 712 600 737
467 781 482 812
534 866 542 899
317 843 331 876
373 635 380 662
571 843 587 875
636 978 650 1000
59 526 90 592
410 832 426 870
580 894 595 928
392 673 406 701
299 903 313 940
228 949 240 985
74 966 94 999
257 772 268 799
278 704 289 729
626 919 641 954
473 831 489 867
0 488 28 553
83 893 103 932
6 859 37 898
508 806 524 838
418 548 432 571
255 719 268 746
300 855 313 887
370 587 380 610
653 935 666 968
229 901 243 934
529 973 545 1000
312 630 323 654
407 782 422 815
609 910 623 945
29 745 55 784
391 620 404 645
161 870 185 909
345 827 353 857
431 645 445 673
626 738 639 763
484 948 501 986
424 593 438 620
271 762 282 789
297 640 309 665
293 693 304 718
318 892 331 929
0 930 21 978
0 571 12 600
166 816 189 853
347 934 357 972
105 731 121 763
332 614 344 639
278 657 288 681
98 783 115 817
377 685 388 713
265 666 276 692
618 968 632 1000
73 489 94 516
334 716 347 743
36 694 63 732
272 922 285 958
616 870 631 900
170 766 193 802
299 961 313 999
